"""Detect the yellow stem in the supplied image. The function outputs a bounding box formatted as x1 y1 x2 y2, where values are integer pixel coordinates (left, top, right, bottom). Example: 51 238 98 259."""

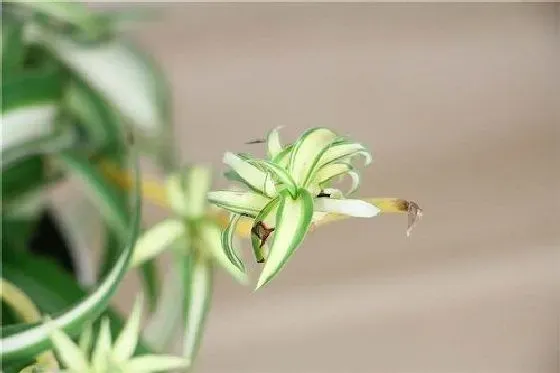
96 160 420 238
0 278 59 369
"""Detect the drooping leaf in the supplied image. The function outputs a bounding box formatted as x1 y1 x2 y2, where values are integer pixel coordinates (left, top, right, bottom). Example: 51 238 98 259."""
256 190 314 290
198 221 247 285
315 141 372 171
0 146 142 362
207 190 270 218
220 213 245 274
314 198 380 218
1 68 65 167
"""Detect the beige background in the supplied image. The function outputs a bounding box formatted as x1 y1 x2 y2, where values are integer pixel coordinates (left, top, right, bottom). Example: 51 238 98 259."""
95 3 559 373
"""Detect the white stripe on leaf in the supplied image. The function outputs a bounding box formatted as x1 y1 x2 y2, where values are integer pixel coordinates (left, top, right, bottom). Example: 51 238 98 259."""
314 198 380 218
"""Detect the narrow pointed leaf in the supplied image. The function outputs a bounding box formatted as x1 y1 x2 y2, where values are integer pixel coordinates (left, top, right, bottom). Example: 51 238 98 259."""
113 294 143 362
183 165 211 219
256 190 314 289
130 219 185 268
165 172 188 216
79 324 93 355
182 252 213 363
2 17 25 73
223 152 276 197
288 127 338 186
221 214 246 273
0 148 141 362
48 326 89 373
314 198 380 218
1 250 152 358
266 126 283 159
126 355 190 373
92 317 112 372
207 190 270 218
199 222 247 284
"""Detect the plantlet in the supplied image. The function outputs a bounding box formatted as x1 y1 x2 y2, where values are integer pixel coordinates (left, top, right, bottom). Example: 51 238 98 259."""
208 126 422 289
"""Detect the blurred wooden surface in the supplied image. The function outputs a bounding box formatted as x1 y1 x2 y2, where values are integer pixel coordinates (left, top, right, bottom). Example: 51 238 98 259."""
102 3 559 373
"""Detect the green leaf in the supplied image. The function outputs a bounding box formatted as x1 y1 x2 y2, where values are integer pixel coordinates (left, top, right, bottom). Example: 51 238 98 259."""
1 68 66 166
165 172 188 217
76 151 160 311
272 144 293 168
207 190 270 218
1 156 50 206
182 251 213 364
0 146 142 362
221 213 246 274
40 34 166 138
63 77 122 152
288 127 338 186
199 221 247 285
130 219 186 268
92 317 112 372
11 0 105 39
266 126 283 159
250 197 281 264
222 152 276 197
316 141 372 171
2 67 63 114
1 16 25 73
248 158 298 198
313 162 352 186
256 190 314 290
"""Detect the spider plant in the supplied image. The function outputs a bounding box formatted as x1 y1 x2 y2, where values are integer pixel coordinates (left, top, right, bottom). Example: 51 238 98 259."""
1 2 422 372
